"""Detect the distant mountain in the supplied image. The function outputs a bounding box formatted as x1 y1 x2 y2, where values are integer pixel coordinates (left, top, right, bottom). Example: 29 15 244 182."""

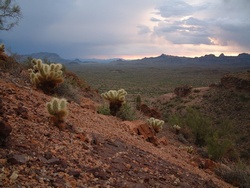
19 51 250 69
19 52 120 64
110 53 250 68
20 52 70 63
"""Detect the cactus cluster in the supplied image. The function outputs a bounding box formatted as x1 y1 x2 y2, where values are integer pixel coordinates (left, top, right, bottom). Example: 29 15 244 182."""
28 59 64 89
46 97 68 127
147 117 165 133
101 89 127 116
101 89 127 103
0 44 5 53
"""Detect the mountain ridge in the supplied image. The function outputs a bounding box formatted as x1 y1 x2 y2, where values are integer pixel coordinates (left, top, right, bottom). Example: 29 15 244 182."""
19 52 250 66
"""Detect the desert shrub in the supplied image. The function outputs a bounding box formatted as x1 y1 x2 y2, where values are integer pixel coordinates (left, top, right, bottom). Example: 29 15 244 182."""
206 119 236 161
206 134 233 161
193 89 201 93
54 81 81 104
183 108 211 146
215 163 250 188
97 104 110 115
169 108 237 161
116 103 136 121
0 44 21 73
169 108 211 146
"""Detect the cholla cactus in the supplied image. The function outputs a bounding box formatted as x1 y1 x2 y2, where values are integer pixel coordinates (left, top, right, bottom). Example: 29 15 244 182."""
101 89 127 116
147 117 165 133
46 97 68 127
173 124 181 134
0 44 5 53
186 146 194 154
28 59 64 89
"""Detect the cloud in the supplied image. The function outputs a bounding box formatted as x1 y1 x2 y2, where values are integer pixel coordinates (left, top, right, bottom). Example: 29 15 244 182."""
156 0 194 18
137 25 151 35
1 0 249 59
150 17 162 22
1 0 157 58
152 0 250 49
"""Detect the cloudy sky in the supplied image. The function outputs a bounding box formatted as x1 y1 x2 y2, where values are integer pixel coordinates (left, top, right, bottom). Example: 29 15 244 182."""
1 0 250 59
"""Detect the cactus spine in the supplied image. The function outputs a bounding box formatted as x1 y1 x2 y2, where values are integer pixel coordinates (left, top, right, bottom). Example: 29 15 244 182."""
28 59 64 89
147 117 165 133
101 89 127 116
46 97 68 127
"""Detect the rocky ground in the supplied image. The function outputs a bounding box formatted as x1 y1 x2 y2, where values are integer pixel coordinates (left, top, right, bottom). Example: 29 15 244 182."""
0 66 235 187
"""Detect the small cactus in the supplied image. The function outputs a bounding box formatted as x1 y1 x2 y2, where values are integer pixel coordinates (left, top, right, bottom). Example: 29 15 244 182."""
46 97 68 128
101 89 127 116
147 117 165 133
173 124 181 134
28 59 64 90
0 44 5 53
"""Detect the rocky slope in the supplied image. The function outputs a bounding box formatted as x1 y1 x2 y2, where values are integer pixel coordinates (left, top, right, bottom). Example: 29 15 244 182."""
0 57 234 187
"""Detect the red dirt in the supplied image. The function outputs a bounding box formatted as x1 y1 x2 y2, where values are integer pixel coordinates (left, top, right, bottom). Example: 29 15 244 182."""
0 71 233 187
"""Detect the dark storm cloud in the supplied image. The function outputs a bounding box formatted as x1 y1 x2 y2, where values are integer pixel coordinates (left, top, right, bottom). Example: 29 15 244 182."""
1 0 249 58
1 0 155 58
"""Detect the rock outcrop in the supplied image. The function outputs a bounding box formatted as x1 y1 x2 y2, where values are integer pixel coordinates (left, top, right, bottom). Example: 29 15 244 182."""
221 71 250 91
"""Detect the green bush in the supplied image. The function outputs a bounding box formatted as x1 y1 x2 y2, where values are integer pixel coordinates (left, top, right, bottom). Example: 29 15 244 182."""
206 133 233 161
169 108 236 160
97 104 111 115
116 103 136 121
215 163 250 188
171 108 211 146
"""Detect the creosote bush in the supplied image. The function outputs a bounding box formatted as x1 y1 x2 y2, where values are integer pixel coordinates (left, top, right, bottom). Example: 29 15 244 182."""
46 97 68 128
101 89 127 116
147 117 165 133
28 59 64 91
215 163 250 188
169 108 235 161
116 103 136 121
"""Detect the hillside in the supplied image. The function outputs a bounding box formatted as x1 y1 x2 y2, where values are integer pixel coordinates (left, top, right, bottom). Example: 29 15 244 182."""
152 72 250 177
0 53 237 187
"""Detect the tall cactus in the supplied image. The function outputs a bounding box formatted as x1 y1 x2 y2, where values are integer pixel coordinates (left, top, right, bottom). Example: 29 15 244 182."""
28 59 64 90
101 89 127 116
136 94 142 110
46 97 68 128
147 117 165 133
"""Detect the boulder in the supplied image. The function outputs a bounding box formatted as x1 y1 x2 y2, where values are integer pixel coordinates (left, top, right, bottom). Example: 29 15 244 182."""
140 104 161 119
121 120 157 144
174 85 192 97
